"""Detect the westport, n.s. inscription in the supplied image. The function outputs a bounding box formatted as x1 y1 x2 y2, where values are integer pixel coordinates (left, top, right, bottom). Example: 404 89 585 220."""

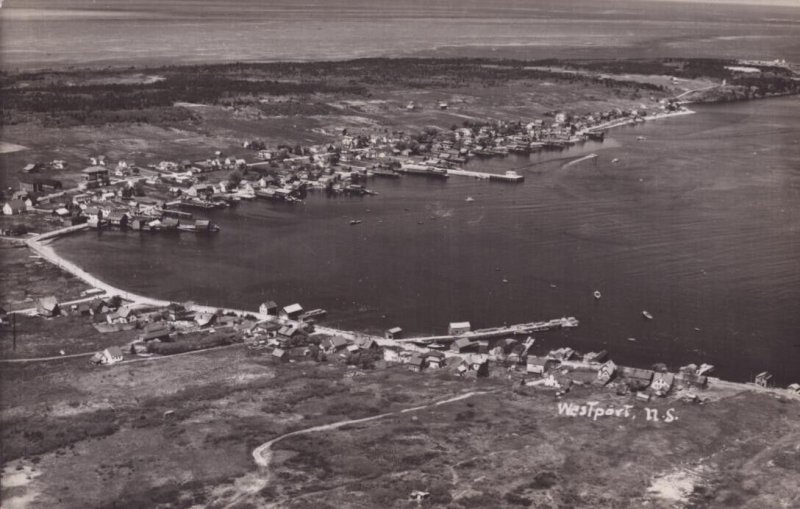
557 401 678 423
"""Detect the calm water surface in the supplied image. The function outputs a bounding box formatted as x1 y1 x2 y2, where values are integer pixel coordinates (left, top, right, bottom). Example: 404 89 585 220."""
54 97 800 384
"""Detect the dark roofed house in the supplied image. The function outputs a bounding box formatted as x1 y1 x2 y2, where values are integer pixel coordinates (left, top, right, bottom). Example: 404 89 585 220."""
622 367 654 390
259 301 278 318
139 325 171 342
451 337 474 353
407 354 425 372
322 336 349 354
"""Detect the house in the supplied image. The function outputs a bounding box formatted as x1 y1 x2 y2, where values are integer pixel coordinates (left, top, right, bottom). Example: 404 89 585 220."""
547 347 576 362
676 372 708 389
3 200 26 216
272 348 286 361
102 346 124 364
385 326 403 340
322 336 349 354
543 374 572 390
755 372 773 388
35 296 60 317
355 337 377 350
451 337 474 353
448 321 471 335
280 303 304 320
425 351 446 369
106 306 135 324
464 355 489 377
194 312 216 327
650 372 675 396
526 356 549 375
139 325 171 342
788 383 800 395
258 301 278 319
82 166 110 187
621 367 654 390
407 354 425 372
278 323 301 339
166 303 191 321
383 349 401 363
596 360 617 385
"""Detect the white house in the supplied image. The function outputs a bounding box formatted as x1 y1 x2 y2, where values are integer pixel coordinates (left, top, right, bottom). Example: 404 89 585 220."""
99 346 124 365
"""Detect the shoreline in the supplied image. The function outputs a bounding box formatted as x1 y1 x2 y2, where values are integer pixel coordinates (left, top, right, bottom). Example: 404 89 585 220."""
20 217 800 400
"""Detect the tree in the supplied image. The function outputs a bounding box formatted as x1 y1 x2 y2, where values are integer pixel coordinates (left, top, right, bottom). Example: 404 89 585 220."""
228 170 242 188
132 181 146 197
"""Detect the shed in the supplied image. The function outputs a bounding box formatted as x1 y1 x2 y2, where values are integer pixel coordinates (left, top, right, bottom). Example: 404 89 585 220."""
385 326 403 340
755 372 773 388
259 301 279 318
280 303 304 320
448 321 471 336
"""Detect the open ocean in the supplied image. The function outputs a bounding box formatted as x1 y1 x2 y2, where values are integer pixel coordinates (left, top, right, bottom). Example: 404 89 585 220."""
53 97 800 384
2 0 800 68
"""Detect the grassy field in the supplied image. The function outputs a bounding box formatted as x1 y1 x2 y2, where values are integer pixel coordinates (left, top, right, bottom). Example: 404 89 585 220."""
1 345 798 509
0 242 91 312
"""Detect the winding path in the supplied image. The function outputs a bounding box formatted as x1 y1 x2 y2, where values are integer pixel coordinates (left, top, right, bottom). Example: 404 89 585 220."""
221 391 488 509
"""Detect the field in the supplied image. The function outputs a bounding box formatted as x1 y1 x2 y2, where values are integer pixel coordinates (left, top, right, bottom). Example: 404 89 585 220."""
1 345 798 509
0 241 91 312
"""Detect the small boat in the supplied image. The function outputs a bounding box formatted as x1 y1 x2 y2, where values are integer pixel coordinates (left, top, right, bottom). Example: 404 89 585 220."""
502 278 509 284
637 136 647 141
427 342 447 350
465 196 475 202
642 310 653 320
627 337 637 342
349 219 362 225
593 290 602 300
611 158 620 163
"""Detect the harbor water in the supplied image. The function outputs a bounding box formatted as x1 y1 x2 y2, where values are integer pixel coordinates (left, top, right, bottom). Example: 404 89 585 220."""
53 97 800 384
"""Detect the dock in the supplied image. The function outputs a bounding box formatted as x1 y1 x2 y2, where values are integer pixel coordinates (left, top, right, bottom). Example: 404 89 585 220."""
444 168 525 183
396 317 578 345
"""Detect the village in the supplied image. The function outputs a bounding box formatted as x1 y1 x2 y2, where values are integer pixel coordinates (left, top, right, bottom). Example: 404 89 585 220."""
6 280 799 405
1 101 688 236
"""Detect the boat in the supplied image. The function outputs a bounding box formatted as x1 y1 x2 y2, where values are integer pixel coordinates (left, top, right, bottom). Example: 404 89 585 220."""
637 136 647 141
593 290 602 300
611 158 620 163
427 342 447 350
349 219 362 225
627 337 637 342
642 310 653 320
465 197 475 202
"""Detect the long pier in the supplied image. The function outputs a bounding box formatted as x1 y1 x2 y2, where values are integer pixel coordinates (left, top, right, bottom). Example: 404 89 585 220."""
446 168 525 182
396 317 579 344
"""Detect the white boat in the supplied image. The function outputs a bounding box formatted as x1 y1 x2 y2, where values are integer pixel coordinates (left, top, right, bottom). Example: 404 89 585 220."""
465 196 475 202
642 310 653 320
593 290 602 300
349 219 362 225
